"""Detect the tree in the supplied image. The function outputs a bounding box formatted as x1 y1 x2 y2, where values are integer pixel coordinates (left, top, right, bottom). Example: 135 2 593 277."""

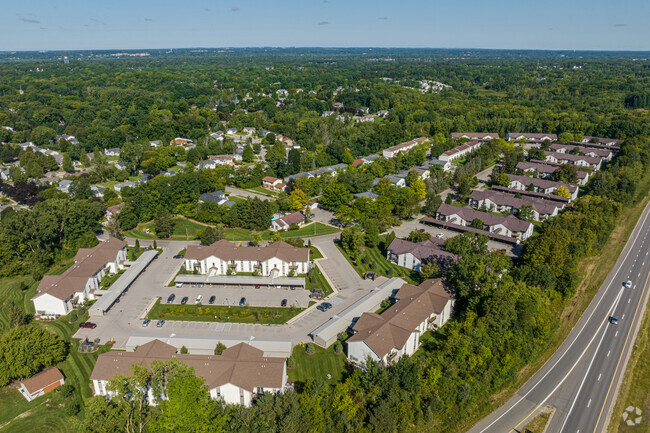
81 396 125 433
420 262 439 279
5 300 29 327
528 148 545 160
494 173 511 187
411 179 427 201
341 226 365 260
405 170 420 186
553 163 578 184
423 194 442 217
407 230 431 243
289 188 309 211
251 230 264 246
556 185 571 198
154 207 175 238
200 226 218 245
214 342 227 355
180 346 189 354
519 204 535 221
445 194 453 205
0 325 67 386
242 145 255 163
62 153 74 172
133 239 141 257
471 218 484 230
320 183 352 211
363 219 380 248
106 217 121 238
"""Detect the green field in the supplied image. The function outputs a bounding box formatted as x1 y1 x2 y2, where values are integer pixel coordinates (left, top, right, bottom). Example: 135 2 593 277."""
288 344 348 385
0 276 37 333
336 241 422 285
309 245 324 260
244 186 280 197
306 263 334 297
147 298 304 324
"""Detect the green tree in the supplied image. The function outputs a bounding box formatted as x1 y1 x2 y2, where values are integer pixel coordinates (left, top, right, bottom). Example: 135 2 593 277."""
495 173 511 187
81 396 125 433
407 230 431 243
242 145 255 163
214 342 227 355
320 183 352 211
251 230 264 246
289 189 309 210
154 207 175 238
423 194 442 217
471 218 483 229
519 204 535 221
420 262 439 279
556 185 571 198
200 226 218 245
62 153 74 172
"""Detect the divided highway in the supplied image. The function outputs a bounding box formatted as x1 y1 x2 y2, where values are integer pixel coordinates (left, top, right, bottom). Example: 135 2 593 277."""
468 202 650 433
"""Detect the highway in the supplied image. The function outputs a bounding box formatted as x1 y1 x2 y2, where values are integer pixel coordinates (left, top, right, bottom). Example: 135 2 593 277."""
468 201 650 433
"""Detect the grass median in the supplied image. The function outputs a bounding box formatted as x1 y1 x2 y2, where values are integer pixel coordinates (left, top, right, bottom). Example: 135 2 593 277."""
147 298 304 324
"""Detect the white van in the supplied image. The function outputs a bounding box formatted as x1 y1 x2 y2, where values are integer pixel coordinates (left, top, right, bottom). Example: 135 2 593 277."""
195 295 203 304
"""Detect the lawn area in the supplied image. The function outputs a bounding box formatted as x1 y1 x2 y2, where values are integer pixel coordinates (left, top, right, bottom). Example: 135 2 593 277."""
521 410 552 433
245 186 279 197
0 384 74 433
309 245 324 260
0 276 37 333
288 344 348 385
126 217 209 240
147 298 304 324
306 263 334 297
271 222 340 239
336 240 422 286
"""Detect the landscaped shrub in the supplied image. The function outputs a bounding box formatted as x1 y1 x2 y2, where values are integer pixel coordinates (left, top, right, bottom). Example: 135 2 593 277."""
64 401 81 416
334 342 343 354
180 346 188 354
286 356 296 369
58 384 75 398
214 342 227 355
306 343 316 355
68 310 77 323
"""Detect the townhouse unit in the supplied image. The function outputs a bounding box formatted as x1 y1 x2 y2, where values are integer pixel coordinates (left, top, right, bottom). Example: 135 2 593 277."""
90 340 287 407
568 140 620 151
506 132 558 143
382 137 429 158
32 238 127 318
450 132 499 141
435 203 534 240
439 140 482 163
544 151 603 170
516 161 590 186
548 143 613 161
386 238 458 271
469 189 564 221
271 211 306 231
347 279 453 365
262 176 286 192
284 163 347 184
490 185 571 204
184 240 309 277
506 174 579 200
580 136 620 146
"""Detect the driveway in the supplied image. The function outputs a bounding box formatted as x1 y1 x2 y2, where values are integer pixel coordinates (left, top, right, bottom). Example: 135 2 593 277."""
225 186 272 201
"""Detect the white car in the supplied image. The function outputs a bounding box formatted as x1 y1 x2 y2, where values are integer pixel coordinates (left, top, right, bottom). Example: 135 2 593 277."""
436 233 444 239
625 280 632 288
195 295 203 304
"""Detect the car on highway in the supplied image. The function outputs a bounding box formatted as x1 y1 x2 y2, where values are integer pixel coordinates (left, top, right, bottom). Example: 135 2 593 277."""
173 254 184 259
156 319 165 327
142 319 151 327
281 299 287 307
79 322 97 329
181 296 189 305
209 295 216 304
610 315 619 325
195 295 203 304
625 280 632 288
239 297 246 306
167 294 176 303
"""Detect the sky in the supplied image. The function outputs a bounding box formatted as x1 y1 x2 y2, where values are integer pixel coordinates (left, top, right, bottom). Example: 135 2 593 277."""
2 0 649 51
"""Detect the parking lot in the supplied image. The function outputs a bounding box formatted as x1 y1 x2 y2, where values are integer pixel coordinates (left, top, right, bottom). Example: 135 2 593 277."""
159 285 311 308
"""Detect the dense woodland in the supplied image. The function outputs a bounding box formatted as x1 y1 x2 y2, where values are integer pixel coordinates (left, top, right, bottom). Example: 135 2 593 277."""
0 49 648 433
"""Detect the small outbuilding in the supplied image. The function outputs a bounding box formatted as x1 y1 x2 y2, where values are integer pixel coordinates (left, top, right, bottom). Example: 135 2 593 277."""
19 367 65 401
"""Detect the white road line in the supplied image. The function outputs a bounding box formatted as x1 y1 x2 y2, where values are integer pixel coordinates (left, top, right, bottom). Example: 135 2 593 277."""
598 373 602 381
615 331 618 337
558 287 625 433
622 314 626 319
587 399 592 408
607 350 611 357
628 298 631 303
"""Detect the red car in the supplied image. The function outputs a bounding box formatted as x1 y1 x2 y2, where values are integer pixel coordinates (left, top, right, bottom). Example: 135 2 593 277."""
78 322 97 329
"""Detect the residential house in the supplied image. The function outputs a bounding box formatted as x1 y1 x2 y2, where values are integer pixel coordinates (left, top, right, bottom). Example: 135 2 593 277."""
114 162 128 171
114 181 136 192
184 240 309 276
262 176 286 192
373 174 406 188
32 237 127 317
353 191 380 200
170 137 193 146
544 151 603 170
469 189 563 221
332 102 344 110
435 203 534 240
490 185 571 204
506 174 579 200
106 203 124 221
19 367 65 402
149 140 161 148
271 211 306 231
90 340 287 407
347 279 453 365
506 132 558 143
199 190 227 204
439 140 483 162
104 148 121 157
284 163 347 184
321 111 335 117
386 238 458 271
90 185 106 198
353 115 375 123
55 134 79 145
568 140 620 151
57 179 73 194
419 158 452 172
450 132 500 141
242 127 256 135
225 128 238 135
382 137 429 159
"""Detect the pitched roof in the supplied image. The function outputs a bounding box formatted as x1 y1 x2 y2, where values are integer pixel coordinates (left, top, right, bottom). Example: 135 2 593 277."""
275 211 305 227
199 191 226 202
508 132 557 141
20 367 64 394
436 203 533 233
470 189 561 216
90 340 285 392
441 140 482 157
387 238 457 267
451 132 499 140
384 137 428 153
544 151 602 165
185 239 308 263
348 279 452 358
262 176 281 183
507 173 578 193
34 238 126 301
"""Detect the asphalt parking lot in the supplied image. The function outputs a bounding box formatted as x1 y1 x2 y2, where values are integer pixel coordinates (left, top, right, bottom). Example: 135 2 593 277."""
159 286 311 308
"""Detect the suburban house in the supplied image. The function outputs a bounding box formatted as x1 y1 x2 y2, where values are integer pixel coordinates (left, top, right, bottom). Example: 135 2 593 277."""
114 180 136 192
90 340 287 407
435 203 534 240
321 111 335 117
516 161 590 185
506 174 579 200
284 163 347 184
32 237 127 318
262 176 286 192
386 238 458 271
569 140 620 151
490 185 571 204
353 191 380 200
104 148 121 157
149 140 161 148
57 179 73 194
506 132 558 143
199 191 233 206
373 174 407 188
90 184 106 197
469 189 563 221
382 137 428 158
438 140 483 163
548 143 613 161
184 240 309 276
450 132 499 141
544 151 603 170
105 203 124 221
19 367 65 402
170 137 194 146
347 279 453 365
271 211 306 231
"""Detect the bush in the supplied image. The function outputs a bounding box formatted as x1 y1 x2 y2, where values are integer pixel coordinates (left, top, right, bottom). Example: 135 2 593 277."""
334 342 343 354
286 356 296 369
58 383 75 398
214 342 227 355
305 343 316 355
64 401 81 416
68 310 78 323
180 346 188 354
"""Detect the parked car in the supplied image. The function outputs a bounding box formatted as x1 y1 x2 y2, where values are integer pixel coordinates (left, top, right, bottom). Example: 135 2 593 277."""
255 284 261 289
195 295 203 304
209 295 216 304
610 315 619 325
281 299 288 307
79 322 97 329
436 233 444 239
175 282 183 288
142 319 151 327
290 285 296 290
167 294 176 303
239 297 246 306
316 304 326 312
323 302 332 310
181 296 189 305
173 254 184 259
156 319 165 327
197 283 204 288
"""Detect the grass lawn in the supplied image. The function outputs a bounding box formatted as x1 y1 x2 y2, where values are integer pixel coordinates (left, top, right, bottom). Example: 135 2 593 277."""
309 246 324 260
126 218 208 240
246 186 279 197
288 344 348 385
0 384 75 433
521 410 552 433
336 240 422 286
147 298 304 324
0 276 37 333
271 222 340 239
306 263 334 297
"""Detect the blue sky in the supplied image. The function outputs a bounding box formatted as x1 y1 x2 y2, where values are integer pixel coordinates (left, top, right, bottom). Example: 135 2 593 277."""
2 0 648 51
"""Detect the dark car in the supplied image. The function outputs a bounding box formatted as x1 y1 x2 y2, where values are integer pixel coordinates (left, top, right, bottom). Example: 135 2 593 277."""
316 304 326 312
290 285 296 291
142 319 151 327
209 295 216 305
173 254 184 259
156 319 165 327
79 322 97 329
281 299 288 307
322 302 332 310
181 296 189 305
239 297 246 306
610 315 619 325
167 294 176 304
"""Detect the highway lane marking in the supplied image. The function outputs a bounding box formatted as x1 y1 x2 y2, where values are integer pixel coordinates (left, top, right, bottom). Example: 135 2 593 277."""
587 399 591 408
597 374 601 381
615 331 618 337
628 298 631 303
558 287 625 433
477 207 650 433
592 269 650 433
607 350 611 357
